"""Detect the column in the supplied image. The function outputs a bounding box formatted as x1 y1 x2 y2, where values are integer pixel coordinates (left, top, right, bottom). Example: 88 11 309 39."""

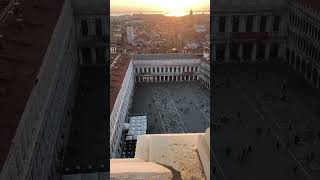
279 43 285 60
225 43 230 63
266 16 272 32
239 43 243 61
265 43 270 60
212 45 217 62
226 16 232 32
89 19 96 36
253 16 260 32
289 52 292 65
299 59 302 72
251 43 257 62
79 48 83 64
239 15 246 32
102 18 107 36
92 48 96 64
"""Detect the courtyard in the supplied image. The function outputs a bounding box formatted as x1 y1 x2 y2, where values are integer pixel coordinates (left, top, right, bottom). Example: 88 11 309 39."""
213 63 320 180
130 81 210 134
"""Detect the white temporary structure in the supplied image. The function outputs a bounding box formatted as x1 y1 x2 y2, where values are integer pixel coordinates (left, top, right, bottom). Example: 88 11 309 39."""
126 115 147 140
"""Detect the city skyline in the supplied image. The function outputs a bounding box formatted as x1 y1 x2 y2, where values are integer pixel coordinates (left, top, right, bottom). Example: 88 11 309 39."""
111 0 209 16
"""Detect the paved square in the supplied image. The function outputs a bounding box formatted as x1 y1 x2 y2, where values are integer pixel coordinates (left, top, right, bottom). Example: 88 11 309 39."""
130 82 210 134
213 63 320 180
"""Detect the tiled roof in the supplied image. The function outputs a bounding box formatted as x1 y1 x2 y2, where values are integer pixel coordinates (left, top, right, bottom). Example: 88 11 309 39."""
0 0 64 170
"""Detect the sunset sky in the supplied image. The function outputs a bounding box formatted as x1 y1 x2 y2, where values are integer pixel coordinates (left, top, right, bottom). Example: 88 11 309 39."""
111 0 210 14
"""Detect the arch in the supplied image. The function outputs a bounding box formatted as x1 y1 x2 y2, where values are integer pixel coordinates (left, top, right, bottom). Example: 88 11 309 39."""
297 56 301 71
313 69 318 85
290 52 295 65
286 48 290 64
301 60 306 74
308 63 313 79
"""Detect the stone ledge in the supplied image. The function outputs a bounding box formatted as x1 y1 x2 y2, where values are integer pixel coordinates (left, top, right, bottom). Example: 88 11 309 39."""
135 133 207 180
110 161 172 180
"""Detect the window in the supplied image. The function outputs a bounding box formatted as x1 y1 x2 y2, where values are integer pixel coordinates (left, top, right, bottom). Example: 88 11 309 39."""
260 16 267 32
148 67 151 73
166 67 168 72
174 67 176 72
81 47 91 64
95 19 103 36
219 16 226 32
81 20 88 36
191 67 193 72
161 67 164 72
157 67 159 72
187 67 189 72
178 67 181 72
183 67 185 72
140 67 142 73
273 16 280 32
135 68 138 73
232 16 240 32
153 67 155 73
246 16 254 32
96 47 106 64
195 67 198 72
170 67 172 72
144 67 146 72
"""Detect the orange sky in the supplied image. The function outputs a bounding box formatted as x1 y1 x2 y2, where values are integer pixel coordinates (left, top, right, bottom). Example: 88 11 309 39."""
111 0 209 13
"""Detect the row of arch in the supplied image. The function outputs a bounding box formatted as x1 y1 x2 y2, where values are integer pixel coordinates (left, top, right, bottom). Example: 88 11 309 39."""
287 49 320 88
215 15 281 33
135 75 210 89
214 42 281 62
136 75 198 82
289 10 320 42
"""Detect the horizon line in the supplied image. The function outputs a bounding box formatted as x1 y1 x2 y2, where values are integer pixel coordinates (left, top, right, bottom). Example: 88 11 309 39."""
111 10 210 13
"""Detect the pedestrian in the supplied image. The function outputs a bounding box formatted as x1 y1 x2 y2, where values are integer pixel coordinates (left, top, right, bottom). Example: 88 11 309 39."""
226 146 232 157
276 141 280 149
293 165 298 174
294 135 300 145
248 145 252 153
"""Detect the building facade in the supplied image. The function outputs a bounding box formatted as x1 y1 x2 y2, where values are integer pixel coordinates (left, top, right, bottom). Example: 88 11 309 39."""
127 26 134 44
212 0 320 88
74 0 108 65
286 0 320 88
212 0 287 63
0 0 107 179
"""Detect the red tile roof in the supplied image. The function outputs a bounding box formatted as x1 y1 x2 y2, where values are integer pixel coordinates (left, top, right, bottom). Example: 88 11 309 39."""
0 0 64 169
110 54 131 112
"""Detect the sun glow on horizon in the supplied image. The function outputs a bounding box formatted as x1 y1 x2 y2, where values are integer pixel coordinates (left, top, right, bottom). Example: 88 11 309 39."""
111 0 209 15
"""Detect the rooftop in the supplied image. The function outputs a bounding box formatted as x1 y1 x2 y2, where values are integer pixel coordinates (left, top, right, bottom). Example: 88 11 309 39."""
110 54 131 112
0 0 64 170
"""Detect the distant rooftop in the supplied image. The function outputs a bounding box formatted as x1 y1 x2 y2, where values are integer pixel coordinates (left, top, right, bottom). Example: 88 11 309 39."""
131 53 197 60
